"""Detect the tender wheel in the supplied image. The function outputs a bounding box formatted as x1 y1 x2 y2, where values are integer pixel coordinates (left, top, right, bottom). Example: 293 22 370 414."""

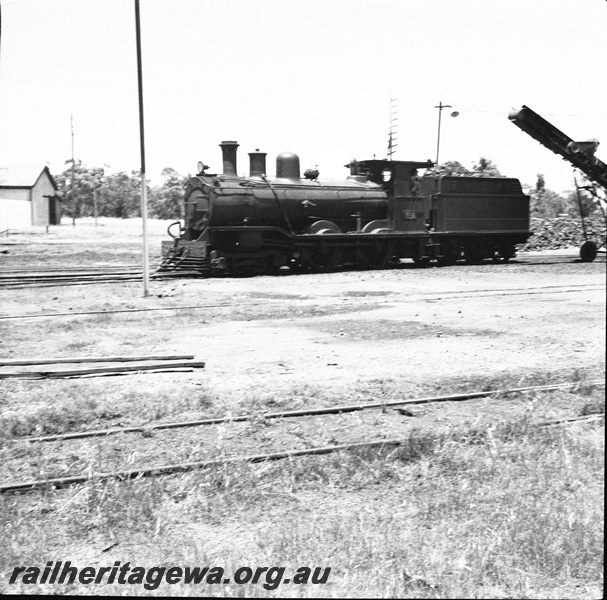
464 242 484 265
492 242 514 263
413 256 431 267
580 240 598 263
438 241 460 266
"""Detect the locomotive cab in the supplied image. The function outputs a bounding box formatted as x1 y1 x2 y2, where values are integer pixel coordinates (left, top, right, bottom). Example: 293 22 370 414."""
346 159 433 197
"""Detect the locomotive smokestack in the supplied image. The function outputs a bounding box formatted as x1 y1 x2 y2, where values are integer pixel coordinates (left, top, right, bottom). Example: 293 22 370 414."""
249 149 267 178
219 141 239 176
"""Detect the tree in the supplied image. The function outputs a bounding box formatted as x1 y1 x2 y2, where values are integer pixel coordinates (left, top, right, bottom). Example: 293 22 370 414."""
565 184 600 218
148 167 189 220
101 171 142 218
471 157 503 178
54 161 105 219
53 164 190 220
526 173 569 217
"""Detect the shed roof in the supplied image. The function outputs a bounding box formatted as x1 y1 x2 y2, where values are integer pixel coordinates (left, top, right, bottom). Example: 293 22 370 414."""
0 165 58 190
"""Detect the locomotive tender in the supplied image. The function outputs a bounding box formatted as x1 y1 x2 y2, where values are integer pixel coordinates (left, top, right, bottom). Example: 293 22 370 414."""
161 141 531 275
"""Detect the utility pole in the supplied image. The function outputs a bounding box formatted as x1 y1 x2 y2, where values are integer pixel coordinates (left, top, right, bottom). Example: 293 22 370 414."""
93 187 98 226
435 101 459 166
70 115 76 226
135 0 149 297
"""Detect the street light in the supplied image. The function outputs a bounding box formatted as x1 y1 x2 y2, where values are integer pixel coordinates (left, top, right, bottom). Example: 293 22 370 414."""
435 101 459 166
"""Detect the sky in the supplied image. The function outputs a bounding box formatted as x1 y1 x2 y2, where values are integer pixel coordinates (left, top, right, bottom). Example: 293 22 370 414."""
0 0 605 193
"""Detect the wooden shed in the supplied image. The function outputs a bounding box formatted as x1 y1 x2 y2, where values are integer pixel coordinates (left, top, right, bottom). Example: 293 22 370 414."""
0 166 61 229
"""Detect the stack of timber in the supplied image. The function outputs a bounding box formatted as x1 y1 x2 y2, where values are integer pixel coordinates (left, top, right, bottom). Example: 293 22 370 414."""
0 354 205 379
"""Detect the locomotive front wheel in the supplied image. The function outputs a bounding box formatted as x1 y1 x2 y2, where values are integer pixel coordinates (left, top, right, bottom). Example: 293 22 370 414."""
580 240 598 263
301 244 343 272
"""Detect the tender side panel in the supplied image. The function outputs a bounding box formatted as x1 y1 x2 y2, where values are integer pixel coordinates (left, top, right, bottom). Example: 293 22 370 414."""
433 194 530 233
432 177 529 234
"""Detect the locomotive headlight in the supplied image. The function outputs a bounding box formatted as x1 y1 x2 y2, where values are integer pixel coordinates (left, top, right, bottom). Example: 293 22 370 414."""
197 161 205 174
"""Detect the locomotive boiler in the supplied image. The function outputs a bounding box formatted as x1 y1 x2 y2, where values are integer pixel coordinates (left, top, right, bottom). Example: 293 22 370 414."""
161 140 531 275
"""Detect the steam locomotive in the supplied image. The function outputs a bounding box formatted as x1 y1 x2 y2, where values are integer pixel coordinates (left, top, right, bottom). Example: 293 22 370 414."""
160 141 531 275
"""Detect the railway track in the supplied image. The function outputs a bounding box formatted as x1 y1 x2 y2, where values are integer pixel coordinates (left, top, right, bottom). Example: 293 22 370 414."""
0 266 203 289
0 282 603 321
1 251 602 289
1 380 603 494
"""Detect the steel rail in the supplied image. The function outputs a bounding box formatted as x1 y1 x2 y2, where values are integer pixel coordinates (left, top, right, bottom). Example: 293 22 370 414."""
0 273 199 289
2 412 603 495
19 380 605 444
538 413 604 427
0 270 142 279
0 268 206 289
0 265 139 272
0 301 271 321
0 438 406 494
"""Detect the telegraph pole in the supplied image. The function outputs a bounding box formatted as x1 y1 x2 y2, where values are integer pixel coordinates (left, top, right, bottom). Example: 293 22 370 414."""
93 187 98 226
387 97 398 160
135 0 149 297
70 115 76 226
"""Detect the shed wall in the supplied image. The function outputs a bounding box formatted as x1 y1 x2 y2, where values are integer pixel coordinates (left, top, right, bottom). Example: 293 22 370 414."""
0 197 31 229
31 173 58 226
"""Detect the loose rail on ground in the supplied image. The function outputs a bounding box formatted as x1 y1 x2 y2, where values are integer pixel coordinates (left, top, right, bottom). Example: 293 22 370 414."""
17 380 605 444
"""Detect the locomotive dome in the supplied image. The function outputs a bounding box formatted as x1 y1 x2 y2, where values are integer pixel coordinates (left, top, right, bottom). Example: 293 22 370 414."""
276 152 300 179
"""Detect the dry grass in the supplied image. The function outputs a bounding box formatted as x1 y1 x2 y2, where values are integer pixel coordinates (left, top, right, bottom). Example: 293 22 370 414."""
0 406 603 597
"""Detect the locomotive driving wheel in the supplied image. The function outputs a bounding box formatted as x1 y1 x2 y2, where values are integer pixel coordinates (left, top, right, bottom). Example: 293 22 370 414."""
301 242 343 271
300 220 344 271
356 241 395 269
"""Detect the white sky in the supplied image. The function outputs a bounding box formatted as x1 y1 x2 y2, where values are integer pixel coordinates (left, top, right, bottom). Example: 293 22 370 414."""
0 0 605 193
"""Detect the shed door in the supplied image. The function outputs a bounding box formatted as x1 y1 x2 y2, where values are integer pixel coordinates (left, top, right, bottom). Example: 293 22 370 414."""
49 196 57 225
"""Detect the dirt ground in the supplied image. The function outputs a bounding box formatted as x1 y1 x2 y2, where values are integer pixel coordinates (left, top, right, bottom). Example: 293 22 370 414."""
1 241 605 402
154 250 606 399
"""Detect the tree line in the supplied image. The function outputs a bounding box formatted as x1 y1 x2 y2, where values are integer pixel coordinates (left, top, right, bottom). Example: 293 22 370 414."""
54 158 600 222
53 162 187 221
